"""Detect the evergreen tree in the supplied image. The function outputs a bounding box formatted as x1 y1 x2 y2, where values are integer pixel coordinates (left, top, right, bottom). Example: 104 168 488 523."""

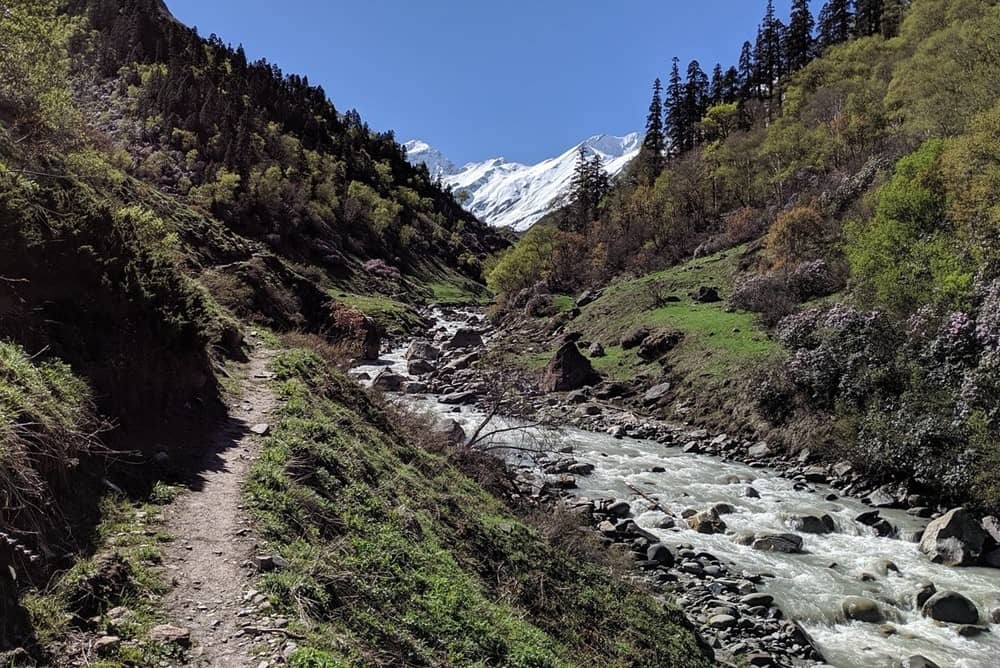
638 78 665 182
567 147 610 229
722 66 740 103
818 0 854 50
785 0 816 72
753 1 784 103
710 63 725 106
665 58 686 155
682 60 709 150
854 0 884 36
737 41 754 101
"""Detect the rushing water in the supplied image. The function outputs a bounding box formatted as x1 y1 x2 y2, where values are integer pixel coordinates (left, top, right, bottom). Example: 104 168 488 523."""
354 310 1000 668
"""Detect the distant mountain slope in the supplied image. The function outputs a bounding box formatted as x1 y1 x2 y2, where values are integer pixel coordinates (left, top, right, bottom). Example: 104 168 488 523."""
405 133 640 231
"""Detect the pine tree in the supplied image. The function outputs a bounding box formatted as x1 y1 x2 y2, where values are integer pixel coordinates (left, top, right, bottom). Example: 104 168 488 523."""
568 147 611 229
638 78 665 182
737 41 754 101
722 66 740 103
753 1 784 103
665 58 685 156
682 60 709 150
709 63 725 106
854 0 883 36
818 0 854 50
785 0 816 72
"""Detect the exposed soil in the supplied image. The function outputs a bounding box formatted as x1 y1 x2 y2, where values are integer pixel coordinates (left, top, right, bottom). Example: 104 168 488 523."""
159 345 277 667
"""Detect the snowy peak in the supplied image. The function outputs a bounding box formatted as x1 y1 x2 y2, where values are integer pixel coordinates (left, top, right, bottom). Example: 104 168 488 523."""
403 140 457 180
405 133 640 231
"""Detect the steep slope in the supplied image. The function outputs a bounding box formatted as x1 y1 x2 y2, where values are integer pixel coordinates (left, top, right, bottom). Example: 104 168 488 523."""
0 0 501 659
406 134 640 231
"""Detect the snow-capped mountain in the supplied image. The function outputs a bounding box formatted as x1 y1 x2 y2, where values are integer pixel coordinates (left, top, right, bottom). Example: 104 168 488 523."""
404 133 641 231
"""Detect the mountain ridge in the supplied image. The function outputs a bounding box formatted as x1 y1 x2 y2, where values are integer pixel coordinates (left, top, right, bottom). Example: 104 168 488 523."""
405 133 640 231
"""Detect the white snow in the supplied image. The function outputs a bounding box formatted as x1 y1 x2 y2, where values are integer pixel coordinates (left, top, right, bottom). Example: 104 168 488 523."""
404 133 641 231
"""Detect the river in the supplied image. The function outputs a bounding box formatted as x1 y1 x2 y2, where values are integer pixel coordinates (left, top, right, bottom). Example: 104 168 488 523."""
353 309 1000 668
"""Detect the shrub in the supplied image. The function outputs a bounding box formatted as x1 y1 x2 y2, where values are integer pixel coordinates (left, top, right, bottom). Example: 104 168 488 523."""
846 141 975 313
766 205 831 268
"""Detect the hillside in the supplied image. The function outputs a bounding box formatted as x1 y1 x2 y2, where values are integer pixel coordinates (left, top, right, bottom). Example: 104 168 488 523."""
488 0 1000 510
405 134 640 231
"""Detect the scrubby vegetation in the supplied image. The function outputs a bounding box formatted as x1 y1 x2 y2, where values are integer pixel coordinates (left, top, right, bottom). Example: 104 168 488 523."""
492 0 999 509
0 0 504 657
244 350 711 668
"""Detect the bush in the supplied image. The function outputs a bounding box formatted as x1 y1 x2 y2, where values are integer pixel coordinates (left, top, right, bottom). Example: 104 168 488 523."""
846 141 975 313
766 205 831 268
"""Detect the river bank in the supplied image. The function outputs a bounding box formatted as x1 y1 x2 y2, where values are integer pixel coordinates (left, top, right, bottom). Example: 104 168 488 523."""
352 307 1000 668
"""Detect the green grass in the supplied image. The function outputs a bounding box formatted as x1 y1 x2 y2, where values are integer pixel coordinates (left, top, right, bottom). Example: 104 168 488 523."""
513 245 780 396
426 275 492 306
329 290 425 335
552 294 576 313
243 349 712 668
21 495 182 667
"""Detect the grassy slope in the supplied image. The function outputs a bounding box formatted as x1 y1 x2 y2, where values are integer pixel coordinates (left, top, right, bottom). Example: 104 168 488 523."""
517 246 779 418
244 350 711 668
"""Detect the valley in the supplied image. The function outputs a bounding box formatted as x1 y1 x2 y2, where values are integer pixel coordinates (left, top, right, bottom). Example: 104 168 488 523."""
2 0 999 667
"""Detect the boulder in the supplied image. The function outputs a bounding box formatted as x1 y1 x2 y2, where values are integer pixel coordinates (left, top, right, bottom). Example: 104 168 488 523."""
642 382 673 406
921 590 980 625
372 370 405 392
407 359 435 376
842 596 883 623
637 331 683 361
587 342 606 358
707 614 737 629
433 419 466 446
439 390 478 405
646 543 674 566
802 466 829 483
740 593 774 607
361 324 383 361
444 328 484 350
919 508 987 566
606 500 631 518
620 327 650 350
541 342 600 392
688 509 727 534
790 515 835 534
752 534 804 554
401 381 428 395
406 340 441 361
445 351 481 372
748 442 773 458
692 286 721 303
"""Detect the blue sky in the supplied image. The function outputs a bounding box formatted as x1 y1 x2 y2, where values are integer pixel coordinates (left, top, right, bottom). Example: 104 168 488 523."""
164 1 822 165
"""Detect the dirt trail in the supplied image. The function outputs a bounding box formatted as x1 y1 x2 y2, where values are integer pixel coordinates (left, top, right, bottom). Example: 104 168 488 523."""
160 346 278 667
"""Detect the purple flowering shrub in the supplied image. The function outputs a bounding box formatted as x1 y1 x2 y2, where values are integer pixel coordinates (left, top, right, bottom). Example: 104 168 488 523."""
761 277 1000 505
731 259 843 326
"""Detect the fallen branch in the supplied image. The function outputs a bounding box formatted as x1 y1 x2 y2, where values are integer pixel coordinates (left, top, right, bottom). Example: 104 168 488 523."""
625 482 669 514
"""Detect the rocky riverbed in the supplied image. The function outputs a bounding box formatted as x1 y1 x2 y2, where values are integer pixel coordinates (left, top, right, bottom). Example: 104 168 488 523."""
352 307 1000 668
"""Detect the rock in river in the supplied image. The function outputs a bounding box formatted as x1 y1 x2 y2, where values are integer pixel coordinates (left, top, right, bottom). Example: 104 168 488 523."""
752 534 804 554
919 507 986 566
922 590 981 625
842 596 883 623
